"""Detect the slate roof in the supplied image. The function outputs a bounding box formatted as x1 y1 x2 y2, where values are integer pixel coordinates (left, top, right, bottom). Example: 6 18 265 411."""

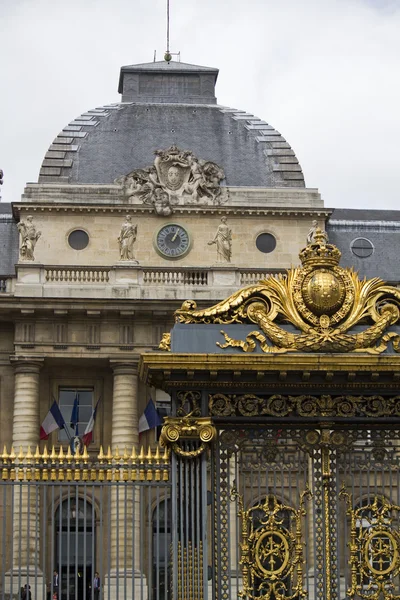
38 103 305 188
37 60 304 189
327 209 400 282
0 203 18 275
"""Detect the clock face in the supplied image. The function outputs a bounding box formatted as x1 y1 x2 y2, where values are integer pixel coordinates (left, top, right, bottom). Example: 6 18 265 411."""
155 224 191 259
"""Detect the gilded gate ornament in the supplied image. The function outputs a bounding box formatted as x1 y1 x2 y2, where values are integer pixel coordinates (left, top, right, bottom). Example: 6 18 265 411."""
340 487 400 600
231 486 311 600
159 391 216 458
174 229 400 354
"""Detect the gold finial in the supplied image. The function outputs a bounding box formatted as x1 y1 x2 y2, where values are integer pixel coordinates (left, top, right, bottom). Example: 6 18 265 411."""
34 446 41 461
2 445 9 460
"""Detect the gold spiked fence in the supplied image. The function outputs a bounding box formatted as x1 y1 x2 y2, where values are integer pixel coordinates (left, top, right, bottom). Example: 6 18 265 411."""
0 444 170 482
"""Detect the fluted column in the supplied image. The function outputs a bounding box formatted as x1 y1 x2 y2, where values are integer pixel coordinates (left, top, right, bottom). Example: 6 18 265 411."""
106 359 146 600
5 357 44 596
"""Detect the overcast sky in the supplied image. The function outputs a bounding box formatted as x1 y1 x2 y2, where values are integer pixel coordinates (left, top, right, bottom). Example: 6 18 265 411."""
1 0 399 209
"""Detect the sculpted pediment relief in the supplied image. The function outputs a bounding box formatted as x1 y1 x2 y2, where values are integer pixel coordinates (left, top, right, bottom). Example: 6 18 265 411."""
173 229 400 355
115 146 227 214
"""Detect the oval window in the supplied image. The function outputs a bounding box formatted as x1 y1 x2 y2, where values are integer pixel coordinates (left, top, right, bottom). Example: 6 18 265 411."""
68 230 89 250
350 237 374 258
256 233 277 254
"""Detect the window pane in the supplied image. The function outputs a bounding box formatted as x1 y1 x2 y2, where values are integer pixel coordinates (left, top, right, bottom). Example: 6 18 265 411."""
58 388 94 442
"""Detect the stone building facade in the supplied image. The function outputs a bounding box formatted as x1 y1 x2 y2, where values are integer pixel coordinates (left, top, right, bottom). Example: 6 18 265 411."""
1 59 400 600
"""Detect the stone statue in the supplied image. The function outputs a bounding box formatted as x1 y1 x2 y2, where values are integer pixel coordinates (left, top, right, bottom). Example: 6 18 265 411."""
117 215 138 262
115 146 226 210
17 215 41 261
307 220 328 245
208 217 232 263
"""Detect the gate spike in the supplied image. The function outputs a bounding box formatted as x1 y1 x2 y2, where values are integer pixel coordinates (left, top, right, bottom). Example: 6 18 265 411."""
26 446 33 461
9 447 16 461
34 446 41 461
18 446 24 461
82 445 89 461
130 446 137 461
98 446 104 461
114 446 121 462
42 446 49 460
50 446 57 460
58 446 64 461
2 446 9 460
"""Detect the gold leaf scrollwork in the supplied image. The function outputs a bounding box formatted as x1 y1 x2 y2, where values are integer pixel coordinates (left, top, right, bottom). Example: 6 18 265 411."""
231 486 312 600
175 232 400 354
209 393 400 419
158 332 171 351
340 487 400 600
159 416 216 459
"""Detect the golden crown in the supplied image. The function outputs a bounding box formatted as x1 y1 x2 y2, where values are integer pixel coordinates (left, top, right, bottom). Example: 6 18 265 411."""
299 229 342 268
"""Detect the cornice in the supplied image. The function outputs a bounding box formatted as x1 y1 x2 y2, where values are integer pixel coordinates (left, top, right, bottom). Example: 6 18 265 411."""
12 203 331 219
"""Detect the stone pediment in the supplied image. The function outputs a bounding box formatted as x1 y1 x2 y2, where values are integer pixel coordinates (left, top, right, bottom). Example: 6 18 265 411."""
115 146 227 215
170 229 400 355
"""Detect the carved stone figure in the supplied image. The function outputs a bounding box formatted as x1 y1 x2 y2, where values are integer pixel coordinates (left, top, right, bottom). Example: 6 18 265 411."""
307 220 328 245
208 217 232 263
115 146 226 210
117 215 138 262
17 215 41 261
154 190 174 216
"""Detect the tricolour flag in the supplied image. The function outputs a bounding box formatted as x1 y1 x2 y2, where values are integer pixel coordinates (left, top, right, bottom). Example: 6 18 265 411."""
40 401 66 440
138 398 162 434
70 394 79 429
82 398 100 446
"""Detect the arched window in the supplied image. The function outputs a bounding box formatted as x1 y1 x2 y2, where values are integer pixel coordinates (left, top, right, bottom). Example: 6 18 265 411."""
54 498 95 600
151 499 172 600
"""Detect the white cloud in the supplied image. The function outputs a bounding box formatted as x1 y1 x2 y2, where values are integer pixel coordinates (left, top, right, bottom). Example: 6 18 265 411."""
0 0 399 208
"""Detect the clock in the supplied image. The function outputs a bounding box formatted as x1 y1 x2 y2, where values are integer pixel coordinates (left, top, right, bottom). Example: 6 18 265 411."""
155 223 191 259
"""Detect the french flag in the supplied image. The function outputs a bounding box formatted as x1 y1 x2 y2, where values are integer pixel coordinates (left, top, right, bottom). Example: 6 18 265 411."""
139 398 162 434
40 401 66 440
82 399 100 446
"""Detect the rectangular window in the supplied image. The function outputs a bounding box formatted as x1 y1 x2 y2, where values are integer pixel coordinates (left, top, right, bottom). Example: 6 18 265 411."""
58 387 94 442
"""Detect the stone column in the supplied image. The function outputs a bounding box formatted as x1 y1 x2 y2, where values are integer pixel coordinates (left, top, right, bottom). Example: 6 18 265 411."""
105 359 147 600
5 357 45 597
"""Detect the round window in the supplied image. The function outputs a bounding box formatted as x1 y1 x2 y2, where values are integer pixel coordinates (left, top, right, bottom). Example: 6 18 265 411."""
68 230 89 250
350 237 374 258
256 233 277 254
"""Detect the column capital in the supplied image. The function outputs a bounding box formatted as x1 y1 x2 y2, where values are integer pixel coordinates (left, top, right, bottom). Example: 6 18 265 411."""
10 355 44 374
110 357 140 376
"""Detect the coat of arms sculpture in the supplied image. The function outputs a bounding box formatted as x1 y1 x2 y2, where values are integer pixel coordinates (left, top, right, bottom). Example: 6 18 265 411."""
173 229 400 355
115 146 226 214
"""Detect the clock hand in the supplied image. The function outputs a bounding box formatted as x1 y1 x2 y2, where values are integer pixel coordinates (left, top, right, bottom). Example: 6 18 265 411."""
171 228 180 242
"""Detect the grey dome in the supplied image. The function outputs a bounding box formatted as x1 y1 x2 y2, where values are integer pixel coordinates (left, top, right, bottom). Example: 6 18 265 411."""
39 61 305 189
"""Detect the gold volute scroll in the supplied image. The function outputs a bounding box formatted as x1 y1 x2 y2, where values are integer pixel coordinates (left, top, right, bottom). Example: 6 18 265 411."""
174 229 400 355
159 391 216 458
